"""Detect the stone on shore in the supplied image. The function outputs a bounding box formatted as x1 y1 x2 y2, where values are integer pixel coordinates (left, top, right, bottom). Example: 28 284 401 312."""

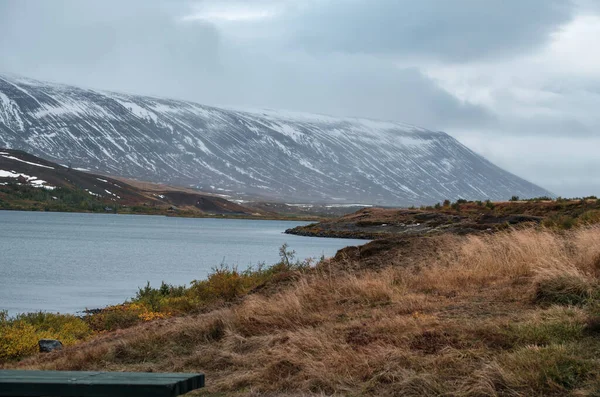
39 339 63 353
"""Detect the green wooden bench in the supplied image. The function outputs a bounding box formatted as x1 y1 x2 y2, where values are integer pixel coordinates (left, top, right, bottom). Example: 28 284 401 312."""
0 370 204 397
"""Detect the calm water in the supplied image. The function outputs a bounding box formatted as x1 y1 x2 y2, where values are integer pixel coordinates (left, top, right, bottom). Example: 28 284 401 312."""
0 211 366 316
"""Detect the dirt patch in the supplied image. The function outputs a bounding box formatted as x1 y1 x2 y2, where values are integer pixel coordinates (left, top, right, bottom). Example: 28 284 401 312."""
409 330 464 354
345 326 378 347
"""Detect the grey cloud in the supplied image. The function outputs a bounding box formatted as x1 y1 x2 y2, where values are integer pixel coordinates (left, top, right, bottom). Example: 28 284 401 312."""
0 0 491 129
215 54 493 129
170 48 493 129
576 0 600 14
0 0 221 93
478 114 597 139
454 133 600 197
283 0 574 62
514 118 595 138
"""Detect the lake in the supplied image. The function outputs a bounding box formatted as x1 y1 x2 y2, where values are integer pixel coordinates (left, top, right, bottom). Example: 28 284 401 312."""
0 211 366 316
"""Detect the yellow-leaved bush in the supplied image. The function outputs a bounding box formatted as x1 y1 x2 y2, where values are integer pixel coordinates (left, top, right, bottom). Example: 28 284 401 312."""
0 311 92 362
0 321 38 361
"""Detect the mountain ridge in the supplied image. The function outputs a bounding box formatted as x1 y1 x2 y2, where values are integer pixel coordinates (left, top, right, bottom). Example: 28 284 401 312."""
0 73 552 205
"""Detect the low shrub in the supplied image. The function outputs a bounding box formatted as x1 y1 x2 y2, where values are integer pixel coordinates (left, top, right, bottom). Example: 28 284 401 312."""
191 265 250 302
15 312 91 342
0 311 92 362
134 281 186 312
86 305 142 332
543 214 577 230
578 210 600 226
0 320 38 361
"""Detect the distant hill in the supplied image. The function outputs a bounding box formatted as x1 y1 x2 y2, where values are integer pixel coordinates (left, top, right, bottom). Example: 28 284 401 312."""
0 149 264 216
0 73 553 205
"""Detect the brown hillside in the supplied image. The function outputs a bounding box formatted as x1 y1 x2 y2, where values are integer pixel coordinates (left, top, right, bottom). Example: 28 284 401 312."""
0 149 268 216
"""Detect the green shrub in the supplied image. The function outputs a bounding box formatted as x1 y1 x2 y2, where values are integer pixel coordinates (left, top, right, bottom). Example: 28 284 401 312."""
87 305 144 331
191 264 249 302
543 215 577 230
577 210 600 226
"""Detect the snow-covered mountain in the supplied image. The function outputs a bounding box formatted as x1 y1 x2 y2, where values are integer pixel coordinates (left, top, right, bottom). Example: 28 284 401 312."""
0 73 552 205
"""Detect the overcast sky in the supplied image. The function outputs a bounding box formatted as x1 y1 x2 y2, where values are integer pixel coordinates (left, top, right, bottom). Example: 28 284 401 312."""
1 0 598 197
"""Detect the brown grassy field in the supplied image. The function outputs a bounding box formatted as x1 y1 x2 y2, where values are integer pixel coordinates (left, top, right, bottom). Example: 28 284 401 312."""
9 226 600 396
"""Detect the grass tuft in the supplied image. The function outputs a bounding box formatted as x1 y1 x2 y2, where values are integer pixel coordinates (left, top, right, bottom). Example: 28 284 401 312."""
534 269 597 306
472 344 595 395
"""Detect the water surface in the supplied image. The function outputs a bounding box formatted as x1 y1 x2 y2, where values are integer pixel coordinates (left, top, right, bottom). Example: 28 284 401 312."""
0 211 366 315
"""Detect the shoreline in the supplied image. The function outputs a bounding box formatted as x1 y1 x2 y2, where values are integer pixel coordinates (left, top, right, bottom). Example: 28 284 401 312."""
284 226 379 240
0 207 323 222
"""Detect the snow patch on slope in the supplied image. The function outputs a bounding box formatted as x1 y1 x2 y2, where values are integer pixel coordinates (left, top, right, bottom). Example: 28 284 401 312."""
1 154 54 169
113 98 159 123
0 92 24 131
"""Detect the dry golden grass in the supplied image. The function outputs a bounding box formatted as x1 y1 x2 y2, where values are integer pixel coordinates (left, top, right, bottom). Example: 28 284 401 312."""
10 226 600 396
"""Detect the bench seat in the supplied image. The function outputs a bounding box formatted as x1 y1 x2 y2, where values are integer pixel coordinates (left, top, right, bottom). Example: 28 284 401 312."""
0 370 205 397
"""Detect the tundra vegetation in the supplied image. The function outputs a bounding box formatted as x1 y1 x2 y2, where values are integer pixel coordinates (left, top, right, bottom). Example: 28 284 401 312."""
3 199 600 395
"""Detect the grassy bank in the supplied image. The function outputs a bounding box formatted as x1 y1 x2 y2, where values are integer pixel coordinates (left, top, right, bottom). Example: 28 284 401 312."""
0 245 312 363
4 227 600 395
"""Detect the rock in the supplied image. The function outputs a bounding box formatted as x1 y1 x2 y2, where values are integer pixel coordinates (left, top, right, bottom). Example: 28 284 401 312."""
38 339 63 353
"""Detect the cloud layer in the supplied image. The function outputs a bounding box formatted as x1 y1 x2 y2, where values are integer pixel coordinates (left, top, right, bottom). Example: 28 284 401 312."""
0 0 597 197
